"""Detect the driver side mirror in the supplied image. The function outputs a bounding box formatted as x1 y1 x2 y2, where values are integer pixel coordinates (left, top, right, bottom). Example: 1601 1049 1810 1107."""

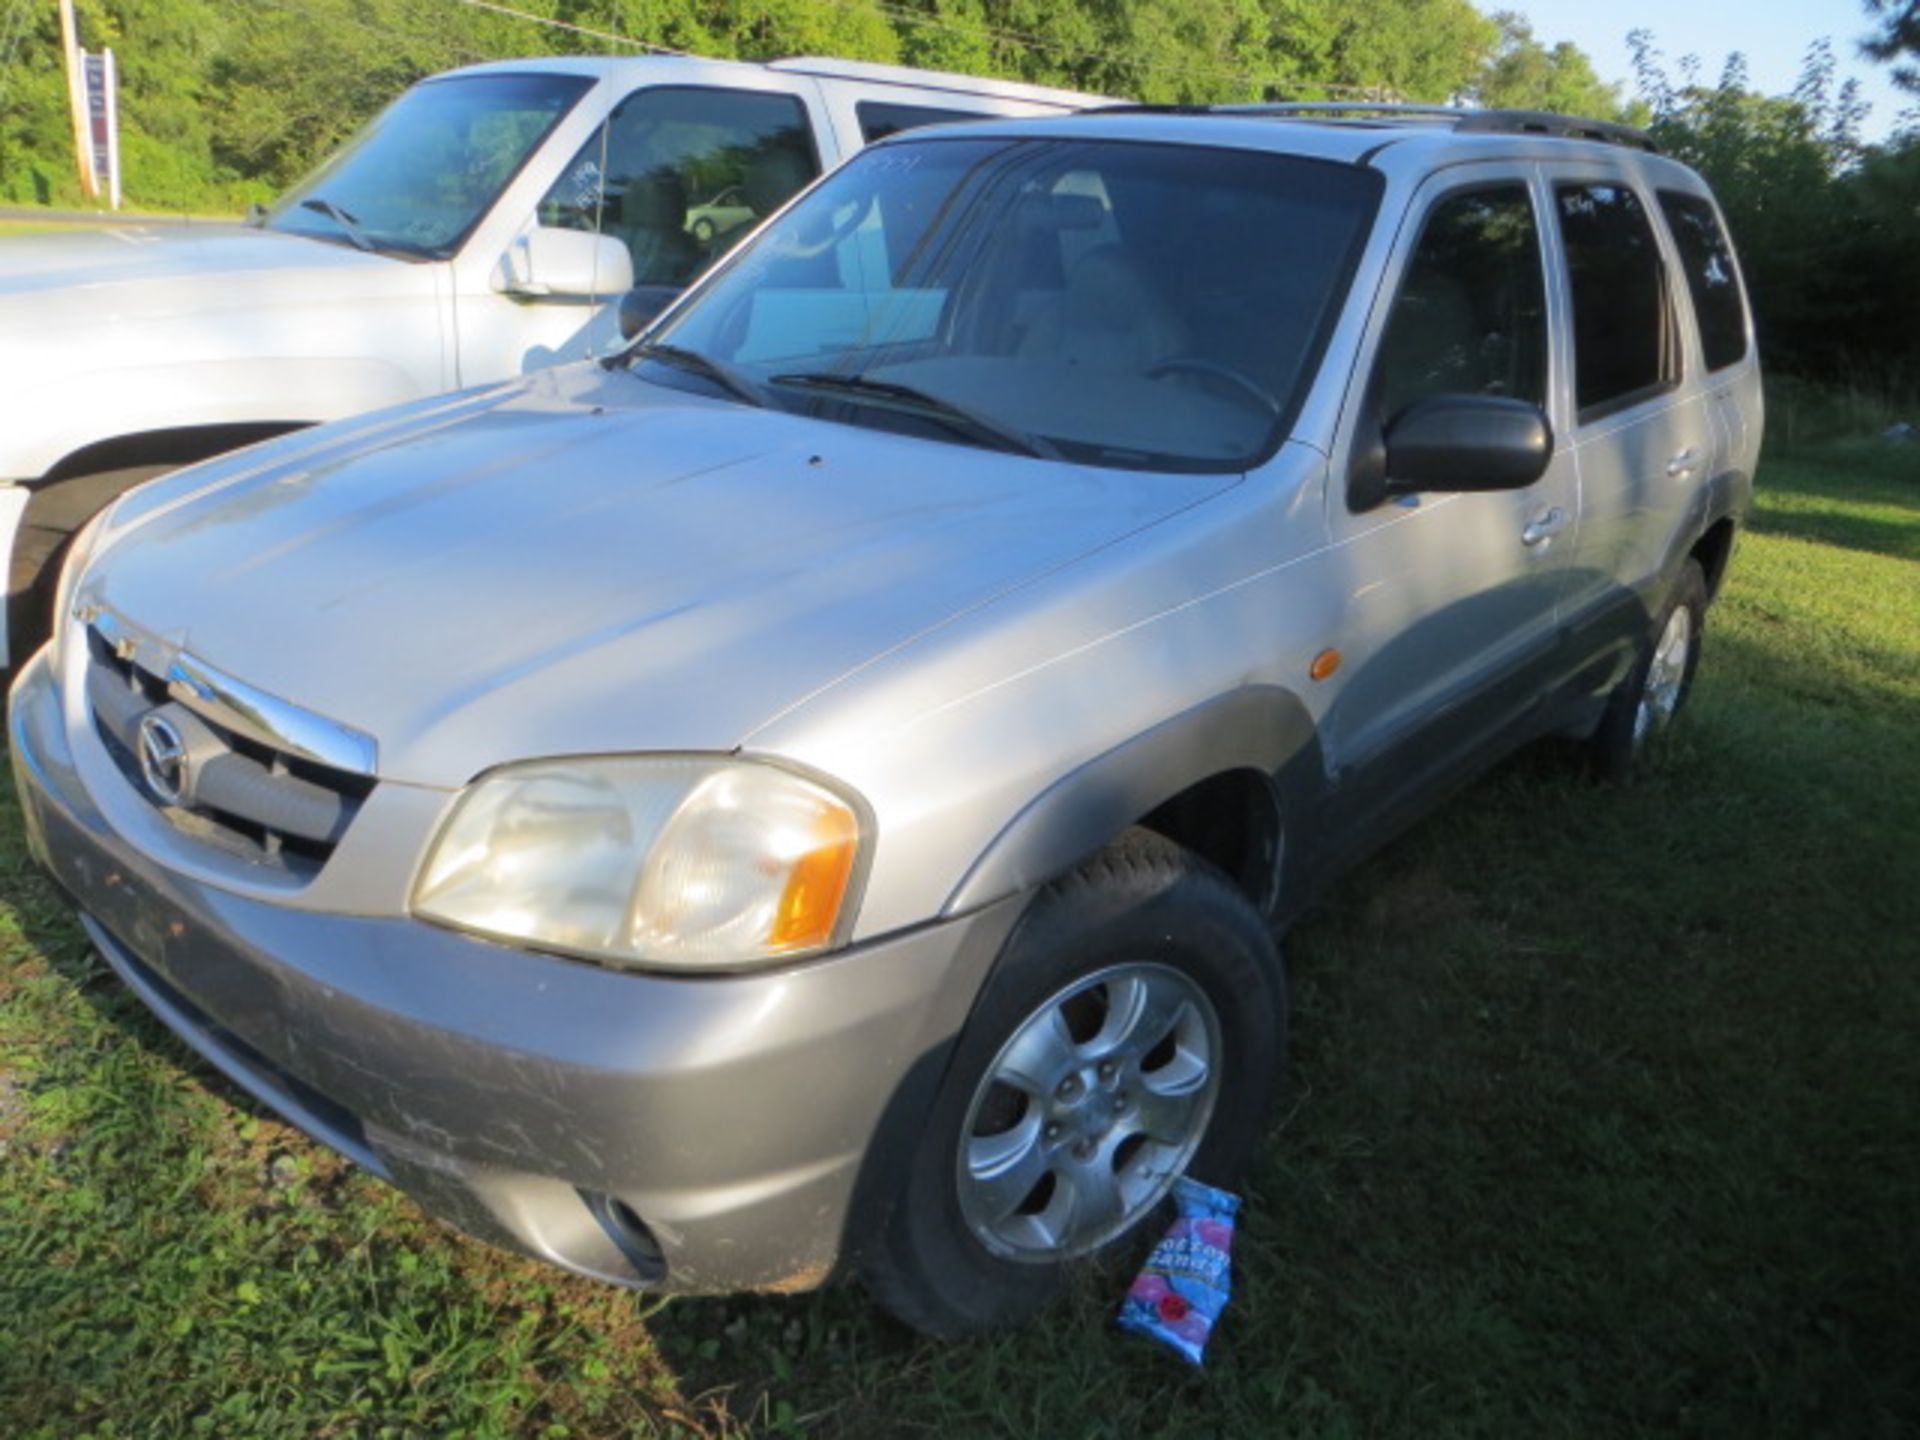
496 228 635 301
1349 394 1553 511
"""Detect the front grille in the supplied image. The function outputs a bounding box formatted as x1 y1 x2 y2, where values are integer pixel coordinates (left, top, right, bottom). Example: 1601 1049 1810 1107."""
86 625 375 878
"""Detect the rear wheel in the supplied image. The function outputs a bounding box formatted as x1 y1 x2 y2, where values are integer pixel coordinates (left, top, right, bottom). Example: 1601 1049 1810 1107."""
862 828 1284 1336
1589 558 1708 781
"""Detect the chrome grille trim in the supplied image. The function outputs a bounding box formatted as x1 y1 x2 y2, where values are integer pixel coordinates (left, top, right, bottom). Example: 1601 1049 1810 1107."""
83 604 377 777
165 651 378 778
81 612 377 879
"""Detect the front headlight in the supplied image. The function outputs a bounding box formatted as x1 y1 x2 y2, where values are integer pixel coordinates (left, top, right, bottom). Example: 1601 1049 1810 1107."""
412 756 865 971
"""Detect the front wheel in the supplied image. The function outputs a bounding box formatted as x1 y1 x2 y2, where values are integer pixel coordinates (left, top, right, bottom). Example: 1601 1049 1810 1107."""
862 828 1285 1336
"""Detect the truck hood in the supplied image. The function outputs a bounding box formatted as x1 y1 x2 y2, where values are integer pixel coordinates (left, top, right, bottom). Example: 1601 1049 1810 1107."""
86 364 1236 787
0 224 406 306
0 225 445 478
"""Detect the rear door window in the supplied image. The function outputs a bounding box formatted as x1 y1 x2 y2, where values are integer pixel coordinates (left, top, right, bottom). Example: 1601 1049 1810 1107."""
1555 182 1678 421
1658 191 1749 372
540 87 820 286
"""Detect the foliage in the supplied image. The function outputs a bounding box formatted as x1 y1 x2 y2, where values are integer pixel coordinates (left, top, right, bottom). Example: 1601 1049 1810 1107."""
1629 31 1920 387
1861 0 1920 93
2 437 1916 1436
1469 10 1628 120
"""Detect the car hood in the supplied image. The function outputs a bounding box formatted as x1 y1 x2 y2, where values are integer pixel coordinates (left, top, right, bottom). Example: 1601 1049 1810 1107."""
86 364 1237 788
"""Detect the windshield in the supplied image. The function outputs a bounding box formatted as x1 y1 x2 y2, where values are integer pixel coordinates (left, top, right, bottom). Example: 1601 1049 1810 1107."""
646 136 1382 471
265 73 595 259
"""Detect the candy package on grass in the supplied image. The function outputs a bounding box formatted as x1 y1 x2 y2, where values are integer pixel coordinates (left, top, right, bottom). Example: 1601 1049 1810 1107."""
1116 1176 1240 1365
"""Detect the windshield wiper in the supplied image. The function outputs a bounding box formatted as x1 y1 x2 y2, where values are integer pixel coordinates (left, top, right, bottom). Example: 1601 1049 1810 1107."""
770 371 1057 460
298 196 374 253
626 342 767 408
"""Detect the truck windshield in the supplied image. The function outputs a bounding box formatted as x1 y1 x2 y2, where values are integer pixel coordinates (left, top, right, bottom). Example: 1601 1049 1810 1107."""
264 73 594 260
646 136 1382 472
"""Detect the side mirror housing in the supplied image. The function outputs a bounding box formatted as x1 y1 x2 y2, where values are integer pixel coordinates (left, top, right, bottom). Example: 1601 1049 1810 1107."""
496 228 635 301
1349 394 1553 510
617 284 681 341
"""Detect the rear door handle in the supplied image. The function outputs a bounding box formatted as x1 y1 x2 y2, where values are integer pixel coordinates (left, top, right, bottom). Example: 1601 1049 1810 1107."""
1667 447 1701 478
1521 507 1570 547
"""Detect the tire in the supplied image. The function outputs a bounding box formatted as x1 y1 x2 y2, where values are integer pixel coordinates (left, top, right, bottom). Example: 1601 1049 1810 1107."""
861 828 1285 1337
1589 557 1708 782
691 217 715 245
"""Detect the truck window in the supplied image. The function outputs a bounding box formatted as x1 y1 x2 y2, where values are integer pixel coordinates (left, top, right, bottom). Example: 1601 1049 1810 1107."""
541 87 820 288
1373 183 1547 425
1657 191 1749 372
856 101 990 142
268 73 593 259
1555 182 1678 420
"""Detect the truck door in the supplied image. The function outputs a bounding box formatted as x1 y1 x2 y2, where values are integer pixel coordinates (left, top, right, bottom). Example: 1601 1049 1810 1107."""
452 78 833 383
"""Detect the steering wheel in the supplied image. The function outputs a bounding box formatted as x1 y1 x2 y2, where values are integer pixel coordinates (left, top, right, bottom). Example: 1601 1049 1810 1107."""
1145 356 1282 417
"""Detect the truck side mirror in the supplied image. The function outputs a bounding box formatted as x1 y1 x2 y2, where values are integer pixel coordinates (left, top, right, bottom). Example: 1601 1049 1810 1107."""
496 229 635 301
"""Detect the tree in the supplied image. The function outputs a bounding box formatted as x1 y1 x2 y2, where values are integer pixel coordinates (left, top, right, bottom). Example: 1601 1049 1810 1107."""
1861 0 1920 92
1628 28 1920 382
1472 11 1626 119
1279 0 1500 102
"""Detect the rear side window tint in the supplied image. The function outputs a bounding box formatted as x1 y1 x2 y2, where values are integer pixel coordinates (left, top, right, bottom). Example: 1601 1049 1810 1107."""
856 101 990 142
1658 191 1749 371
1375 183 1548 423
1555 182 1676 420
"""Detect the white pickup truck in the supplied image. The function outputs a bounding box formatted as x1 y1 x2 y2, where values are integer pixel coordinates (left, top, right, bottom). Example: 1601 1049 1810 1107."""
0 53 1095 664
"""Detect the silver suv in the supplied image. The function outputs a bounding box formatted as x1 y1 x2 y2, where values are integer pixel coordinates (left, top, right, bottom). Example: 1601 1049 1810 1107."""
11 104 1760 1334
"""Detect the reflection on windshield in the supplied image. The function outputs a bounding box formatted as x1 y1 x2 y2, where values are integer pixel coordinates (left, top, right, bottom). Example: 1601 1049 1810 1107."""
266 73 594 259
649 136 1382 472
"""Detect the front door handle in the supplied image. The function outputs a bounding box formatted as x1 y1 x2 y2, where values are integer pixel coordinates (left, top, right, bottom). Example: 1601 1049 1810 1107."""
1667 447 1701 478
1521 506 1570 547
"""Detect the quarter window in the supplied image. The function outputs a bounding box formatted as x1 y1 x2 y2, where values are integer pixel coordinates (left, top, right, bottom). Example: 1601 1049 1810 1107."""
1658 191 1749 372
1556 182 1677 419
1374 184 1548 424
856 101 990 142
540 87 819 287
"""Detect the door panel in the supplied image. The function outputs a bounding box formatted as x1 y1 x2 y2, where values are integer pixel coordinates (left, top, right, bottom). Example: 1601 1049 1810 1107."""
1319 165 1577 828
1550 172 1714 665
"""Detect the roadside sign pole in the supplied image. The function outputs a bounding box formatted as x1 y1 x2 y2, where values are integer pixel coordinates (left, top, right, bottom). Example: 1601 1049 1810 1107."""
59 0 99 199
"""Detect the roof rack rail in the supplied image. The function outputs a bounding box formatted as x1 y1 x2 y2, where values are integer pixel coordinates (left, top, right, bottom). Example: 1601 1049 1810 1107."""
1088 100 1659 153
1453 108 1658 152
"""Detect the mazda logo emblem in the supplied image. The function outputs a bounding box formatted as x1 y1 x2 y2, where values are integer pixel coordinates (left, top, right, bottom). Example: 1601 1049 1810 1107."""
137 713 189 806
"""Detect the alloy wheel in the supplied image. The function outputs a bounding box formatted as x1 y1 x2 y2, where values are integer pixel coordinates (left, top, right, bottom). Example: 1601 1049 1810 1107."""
1634 604 1694 746
955 962 1222 1263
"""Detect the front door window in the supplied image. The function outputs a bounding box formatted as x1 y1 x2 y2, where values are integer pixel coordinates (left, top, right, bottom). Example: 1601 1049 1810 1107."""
539 87 820 288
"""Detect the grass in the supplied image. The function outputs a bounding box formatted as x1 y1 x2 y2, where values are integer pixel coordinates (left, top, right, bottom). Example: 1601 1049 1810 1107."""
2 437 1916 1437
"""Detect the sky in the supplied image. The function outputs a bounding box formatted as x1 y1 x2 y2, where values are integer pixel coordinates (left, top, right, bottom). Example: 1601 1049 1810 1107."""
1505 0 1913 140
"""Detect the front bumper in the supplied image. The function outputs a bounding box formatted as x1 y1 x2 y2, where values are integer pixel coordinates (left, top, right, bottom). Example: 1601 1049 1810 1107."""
9 649 1023 1293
